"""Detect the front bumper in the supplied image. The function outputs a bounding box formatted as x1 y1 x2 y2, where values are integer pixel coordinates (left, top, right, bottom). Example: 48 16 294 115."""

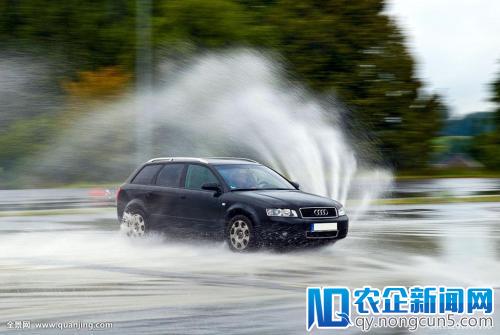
258 215 349 242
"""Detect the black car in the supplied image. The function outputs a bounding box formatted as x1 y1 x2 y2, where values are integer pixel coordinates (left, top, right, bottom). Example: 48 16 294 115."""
117 157 348 251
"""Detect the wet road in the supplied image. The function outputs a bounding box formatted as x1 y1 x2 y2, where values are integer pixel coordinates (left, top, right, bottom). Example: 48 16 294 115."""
391 178 500 198
0 182 499 334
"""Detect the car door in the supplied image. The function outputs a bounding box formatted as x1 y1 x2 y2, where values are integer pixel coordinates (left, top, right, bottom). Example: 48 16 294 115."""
149 163 186 233
176 164 224 237
127 163 163 218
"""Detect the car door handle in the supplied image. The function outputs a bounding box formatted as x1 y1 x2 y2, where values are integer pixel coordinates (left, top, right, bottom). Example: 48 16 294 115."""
180 195 187 200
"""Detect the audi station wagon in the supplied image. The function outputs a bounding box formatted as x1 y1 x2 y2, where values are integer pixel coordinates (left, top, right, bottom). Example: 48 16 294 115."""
116 157 348 251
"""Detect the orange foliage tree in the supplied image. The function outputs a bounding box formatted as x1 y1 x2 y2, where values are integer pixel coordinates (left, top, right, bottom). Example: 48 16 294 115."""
63 67 131 101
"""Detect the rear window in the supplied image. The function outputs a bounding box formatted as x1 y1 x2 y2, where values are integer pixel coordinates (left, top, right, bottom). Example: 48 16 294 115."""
156 164 184 187
131 164 162 185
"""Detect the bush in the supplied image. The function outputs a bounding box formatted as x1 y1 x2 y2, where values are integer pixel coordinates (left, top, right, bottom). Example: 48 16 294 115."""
471 132 500 169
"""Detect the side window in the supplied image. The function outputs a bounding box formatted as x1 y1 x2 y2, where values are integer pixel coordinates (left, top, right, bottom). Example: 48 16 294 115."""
156 164 184 187
185 164 218 190
132 164 162 185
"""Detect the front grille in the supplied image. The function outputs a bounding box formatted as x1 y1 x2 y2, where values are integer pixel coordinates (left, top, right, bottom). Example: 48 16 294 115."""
300 207 337 218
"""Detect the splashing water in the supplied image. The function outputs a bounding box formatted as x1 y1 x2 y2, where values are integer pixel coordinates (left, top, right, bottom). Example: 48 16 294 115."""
7 52 500 335
30 50 392 217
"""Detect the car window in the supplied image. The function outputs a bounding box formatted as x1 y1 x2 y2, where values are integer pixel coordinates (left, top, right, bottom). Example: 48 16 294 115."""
185 164 218 190
131 164 162 185
156 164 184 187
214 164 294 190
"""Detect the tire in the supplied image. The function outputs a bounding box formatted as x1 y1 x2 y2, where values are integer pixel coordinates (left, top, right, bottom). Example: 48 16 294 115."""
226 215 259 252
121 204 148 238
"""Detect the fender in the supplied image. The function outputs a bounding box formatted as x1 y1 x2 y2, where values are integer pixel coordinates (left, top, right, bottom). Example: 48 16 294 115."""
118 198 148 221
225 202 262 227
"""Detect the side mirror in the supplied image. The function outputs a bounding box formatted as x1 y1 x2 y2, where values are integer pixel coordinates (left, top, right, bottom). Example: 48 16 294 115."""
201 182 222 194
290 181 300 189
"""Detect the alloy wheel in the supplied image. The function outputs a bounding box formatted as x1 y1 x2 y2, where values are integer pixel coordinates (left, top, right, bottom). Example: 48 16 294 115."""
229 219 250 250
121 211 146 237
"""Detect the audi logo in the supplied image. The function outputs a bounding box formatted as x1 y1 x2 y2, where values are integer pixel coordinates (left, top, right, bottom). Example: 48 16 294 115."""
313 209 329 216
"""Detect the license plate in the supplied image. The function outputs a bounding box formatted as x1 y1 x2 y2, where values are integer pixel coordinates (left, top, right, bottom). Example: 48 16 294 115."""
312 222 338 232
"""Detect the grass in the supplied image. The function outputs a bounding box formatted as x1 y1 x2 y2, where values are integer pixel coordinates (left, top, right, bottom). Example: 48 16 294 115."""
396 168 500 180
46 182 120 189
0 207 114 217
1 169 500 214
376 194 500 205
3 195 499 218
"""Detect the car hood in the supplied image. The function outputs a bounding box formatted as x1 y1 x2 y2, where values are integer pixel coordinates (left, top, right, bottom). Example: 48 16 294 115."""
234 189 341 208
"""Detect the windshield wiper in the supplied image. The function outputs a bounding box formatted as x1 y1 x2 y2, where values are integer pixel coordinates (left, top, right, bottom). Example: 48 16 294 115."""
230 188 293 191
230 188 259 191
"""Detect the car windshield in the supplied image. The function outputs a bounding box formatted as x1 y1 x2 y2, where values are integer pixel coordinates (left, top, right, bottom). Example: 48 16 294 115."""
214 164 295 191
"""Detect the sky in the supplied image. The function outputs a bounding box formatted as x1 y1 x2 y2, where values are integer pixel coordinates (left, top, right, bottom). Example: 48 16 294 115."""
387 0 500 117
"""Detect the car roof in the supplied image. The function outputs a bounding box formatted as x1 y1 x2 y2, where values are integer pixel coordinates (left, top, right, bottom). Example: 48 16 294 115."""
145 157 260 165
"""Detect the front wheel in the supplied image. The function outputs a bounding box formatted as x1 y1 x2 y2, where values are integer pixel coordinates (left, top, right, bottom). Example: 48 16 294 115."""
121 205 148 237
226 215 259 252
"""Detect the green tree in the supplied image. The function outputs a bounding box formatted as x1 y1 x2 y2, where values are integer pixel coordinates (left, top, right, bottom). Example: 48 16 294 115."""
471 69 500 168
0 0 448 177
493 73 500 127
249 0 445 169
0 0 135 70
154 0 253 51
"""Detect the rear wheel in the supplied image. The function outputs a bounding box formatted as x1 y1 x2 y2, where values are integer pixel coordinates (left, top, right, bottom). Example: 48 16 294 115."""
121 205 148 237
226 215 259 252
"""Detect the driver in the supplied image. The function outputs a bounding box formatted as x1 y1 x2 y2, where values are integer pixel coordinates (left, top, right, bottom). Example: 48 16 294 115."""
231 169 256 189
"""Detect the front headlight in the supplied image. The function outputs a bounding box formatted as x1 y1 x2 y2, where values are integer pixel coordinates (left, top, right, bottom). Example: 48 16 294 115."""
338 206 346 216
266 208 298 217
